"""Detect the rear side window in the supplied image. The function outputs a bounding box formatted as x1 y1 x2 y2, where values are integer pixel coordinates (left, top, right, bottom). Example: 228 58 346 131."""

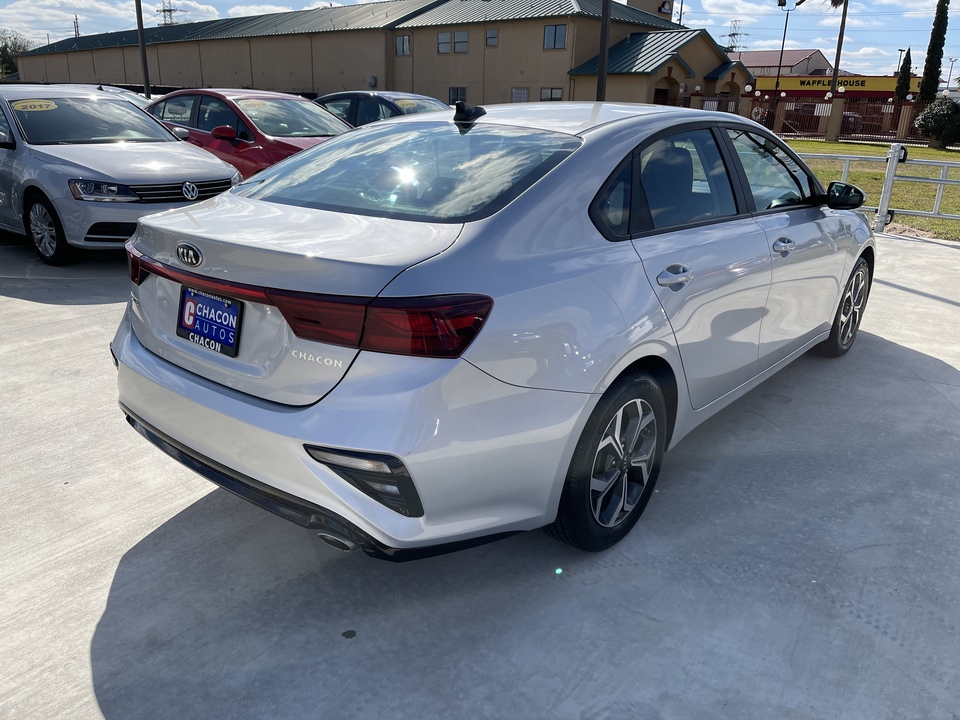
594 160 632 237
639 128 737 230
726 128 813 210
235 122 581 222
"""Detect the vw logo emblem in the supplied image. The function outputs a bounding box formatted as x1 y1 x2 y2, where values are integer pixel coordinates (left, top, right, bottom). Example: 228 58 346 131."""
181 182 199 201
176 242 203 268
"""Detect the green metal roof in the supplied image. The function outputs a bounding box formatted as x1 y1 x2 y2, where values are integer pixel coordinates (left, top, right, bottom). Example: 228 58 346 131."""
20 0 446 56
704 60 754 83
570 28 708 76
396 0 677 30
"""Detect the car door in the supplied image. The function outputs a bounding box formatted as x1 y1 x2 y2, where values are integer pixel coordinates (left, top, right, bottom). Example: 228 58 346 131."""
628 126 772 410
722 127 850 365
0 105 17 230
194 96 261 178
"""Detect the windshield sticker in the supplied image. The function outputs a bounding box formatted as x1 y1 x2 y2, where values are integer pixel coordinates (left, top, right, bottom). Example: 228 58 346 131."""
238 100 271 110
11 100 58 112
395 100 416 109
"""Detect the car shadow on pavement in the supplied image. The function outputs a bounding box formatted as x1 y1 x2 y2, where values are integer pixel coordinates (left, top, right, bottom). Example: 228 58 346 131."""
0 232 129 306
89 332 960 720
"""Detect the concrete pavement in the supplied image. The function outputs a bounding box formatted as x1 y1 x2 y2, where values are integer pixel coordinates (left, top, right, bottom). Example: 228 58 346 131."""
1 230 959 719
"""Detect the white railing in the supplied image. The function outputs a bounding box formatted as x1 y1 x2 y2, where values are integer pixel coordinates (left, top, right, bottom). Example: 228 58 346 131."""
798 143 960 232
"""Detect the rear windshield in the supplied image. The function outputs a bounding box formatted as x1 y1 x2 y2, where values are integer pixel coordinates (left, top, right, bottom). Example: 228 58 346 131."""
236 98 349 138
233 122 581 222
393 97 450 115
9 97 175 145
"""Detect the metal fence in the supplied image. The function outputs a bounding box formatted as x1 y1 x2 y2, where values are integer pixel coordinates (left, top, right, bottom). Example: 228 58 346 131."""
797 143 960 231
837 100 930 144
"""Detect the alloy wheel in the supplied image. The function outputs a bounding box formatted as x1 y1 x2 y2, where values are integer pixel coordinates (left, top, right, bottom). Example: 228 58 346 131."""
839 265 868 346
29 203 58 258
590 398 658 528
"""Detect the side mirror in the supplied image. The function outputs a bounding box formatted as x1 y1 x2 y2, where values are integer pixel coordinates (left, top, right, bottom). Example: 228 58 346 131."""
0 128 12 149
211 125 237 141
825 181 865 210
171 126 190 141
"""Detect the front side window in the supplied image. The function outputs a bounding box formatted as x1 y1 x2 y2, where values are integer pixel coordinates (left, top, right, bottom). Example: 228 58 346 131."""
486 29 498 47
156 94 196 125
0 106 12 142
197 97 241 134
449 87 466 104
438 32 451 54
319 98 351 122
639 128 737 230
544 24 567 50
396 35 411 56
725 128 812 210
540 88 562 101
11 97 177 145
454 31 468 53
234 122 581 223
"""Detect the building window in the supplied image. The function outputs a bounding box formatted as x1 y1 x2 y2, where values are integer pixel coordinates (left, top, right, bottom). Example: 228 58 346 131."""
486 29 498 47
540 87 562 101
454 31 468 53
396 35 410 56
449 87 466 104
511 87 529 103
544 24 566 50
438 32 451 54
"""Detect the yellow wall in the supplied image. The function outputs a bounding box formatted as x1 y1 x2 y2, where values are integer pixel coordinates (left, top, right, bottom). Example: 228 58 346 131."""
155 43 202 87
198 39 252 87
311 30 387 95
251 36 313 92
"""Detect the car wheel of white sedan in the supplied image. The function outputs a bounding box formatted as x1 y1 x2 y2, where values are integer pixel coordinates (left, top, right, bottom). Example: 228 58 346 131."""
814 256 871 358
26 196 74 266
548 372 667 552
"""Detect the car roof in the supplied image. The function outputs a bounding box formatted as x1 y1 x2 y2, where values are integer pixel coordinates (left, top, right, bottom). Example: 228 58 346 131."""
158 88 307 101
0 84 124 101
317 91 443 102
382 101 749 136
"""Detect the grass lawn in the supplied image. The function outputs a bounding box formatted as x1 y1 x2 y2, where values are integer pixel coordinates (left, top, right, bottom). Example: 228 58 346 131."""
787 139 960 241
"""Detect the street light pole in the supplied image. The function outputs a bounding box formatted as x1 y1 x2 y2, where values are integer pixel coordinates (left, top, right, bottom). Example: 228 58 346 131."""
774 0 806 96
134 0 152 99
947 56 957 91
897 48 906 74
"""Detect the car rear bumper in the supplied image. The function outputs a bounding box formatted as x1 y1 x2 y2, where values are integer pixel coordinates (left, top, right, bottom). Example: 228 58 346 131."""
113 308 594 554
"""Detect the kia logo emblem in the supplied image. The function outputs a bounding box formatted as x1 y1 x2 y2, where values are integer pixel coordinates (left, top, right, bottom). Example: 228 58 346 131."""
181 182 199 201
176 243 203 267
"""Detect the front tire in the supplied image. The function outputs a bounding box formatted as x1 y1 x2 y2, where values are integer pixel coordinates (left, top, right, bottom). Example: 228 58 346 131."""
813 256 870 358
547 372 667 552
25 195 75 266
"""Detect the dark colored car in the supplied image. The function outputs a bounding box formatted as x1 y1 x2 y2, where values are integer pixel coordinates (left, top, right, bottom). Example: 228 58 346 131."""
315 91 449 127
146 88 351 178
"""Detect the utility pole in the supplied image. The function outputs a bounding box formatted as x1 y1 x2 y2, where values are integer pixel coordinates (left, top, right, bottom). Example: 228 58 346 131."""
135 0 152 99
73 15 80 37
596 0 611 100
722 20 749 52
159 0 181 26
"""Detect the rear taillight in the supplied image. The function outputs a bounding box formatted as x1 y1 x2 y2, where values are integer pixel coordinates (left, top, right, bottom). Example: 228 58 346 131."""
362 296 494 358
126 247 493 358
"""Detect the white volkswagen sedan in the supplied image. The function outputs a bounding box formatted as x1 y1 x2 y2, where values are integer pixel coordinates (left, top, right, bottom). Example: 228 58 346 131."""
113 102 874 560
0 85 238 265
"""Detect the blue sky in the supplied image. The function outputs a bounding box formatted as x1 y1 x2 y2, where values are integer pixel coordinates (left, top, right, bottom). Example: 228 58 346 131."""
0 0 954 82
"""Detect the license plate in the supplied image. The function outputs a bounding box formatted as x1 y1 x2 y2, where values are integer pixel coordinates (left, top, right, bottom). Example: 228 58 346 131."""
176 286 243 358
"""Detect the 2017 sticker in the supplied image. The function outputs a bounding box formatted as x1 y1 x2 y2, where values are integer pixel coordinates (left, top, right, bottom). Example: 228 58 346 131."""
11 100 58 112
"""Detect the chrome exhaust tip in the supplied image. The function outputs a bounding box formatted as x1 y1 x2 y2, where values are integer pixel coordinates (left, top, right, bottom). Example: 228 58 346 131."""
316 532 358 552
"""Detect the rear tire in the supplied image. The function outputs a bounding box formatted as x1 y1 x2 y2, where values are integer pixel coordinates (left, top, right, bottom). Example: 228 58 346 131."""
813 257 870 358
25 195 75 266
546 372 667 552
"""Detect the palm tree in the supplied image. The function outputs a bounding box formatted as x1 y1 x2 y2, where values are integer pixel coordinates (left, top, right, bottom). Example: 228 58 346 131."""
827 0 849 95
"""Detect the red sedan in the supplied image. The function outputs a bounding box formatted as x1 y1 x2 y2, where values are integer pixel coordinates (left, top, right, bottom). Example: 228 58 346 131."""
146 88 351 178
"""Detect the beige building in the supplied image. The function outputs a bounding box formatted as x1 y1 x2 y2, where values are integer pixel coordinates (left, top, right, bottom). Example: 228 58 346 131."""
16 0 750 105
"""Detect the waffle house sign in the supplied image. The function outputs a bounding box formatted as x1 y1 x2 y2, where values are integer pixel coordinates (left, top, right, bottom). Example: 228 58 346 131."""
753 75 921 98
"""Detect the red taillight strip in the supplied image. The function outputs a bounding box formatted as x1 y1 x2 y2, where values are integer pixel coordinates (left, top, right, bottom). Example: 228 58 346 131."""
126 242 493 357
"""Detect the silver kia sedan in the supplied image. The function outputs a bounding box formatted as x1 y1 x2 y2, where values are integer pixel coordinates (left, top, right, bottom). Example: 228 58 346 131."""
0 85 238 265
113 102 874 560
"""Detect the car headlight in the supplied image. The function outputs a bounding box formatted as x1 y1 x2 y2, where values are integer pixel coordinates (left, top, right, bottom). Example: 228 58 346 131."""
68 180 140 202
230 170 241 186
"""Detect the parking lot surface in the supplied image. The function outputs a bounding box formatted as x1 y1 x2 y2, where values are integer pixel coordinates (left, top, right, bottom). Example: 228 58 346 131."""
1 230 958 719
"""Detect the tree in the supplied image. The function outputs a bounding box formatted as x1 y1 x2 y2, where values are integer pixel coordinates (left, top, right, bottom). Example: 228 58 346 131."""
919 0 950 103
827 0 849 94
895 48 913 103
915 97 960 147
0 28 34 79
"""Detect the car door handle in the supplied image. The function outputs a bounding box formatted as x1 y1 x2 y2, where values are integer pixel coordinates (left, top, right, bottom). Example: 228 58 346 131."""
773 238 796 254
657 265 694 288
